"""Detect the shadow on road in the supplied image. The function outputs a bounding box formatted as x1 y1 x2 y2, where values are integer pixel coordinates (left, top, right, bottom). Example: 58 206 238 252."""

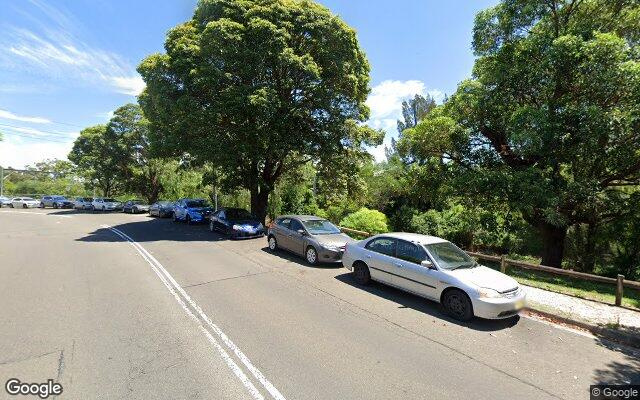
593 338 640 384
259 247 343 269
334 272 520 332
75 217 233 243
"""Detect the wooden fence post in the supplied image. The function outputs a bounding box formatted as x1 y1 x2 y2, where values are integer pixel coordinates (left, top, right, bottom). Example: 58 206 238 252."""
500 255 507 274
615 274 624 306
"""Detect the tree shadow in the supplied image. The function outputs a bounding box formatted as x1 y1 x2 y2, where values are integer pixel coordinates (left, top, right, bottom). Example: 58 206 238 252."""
259 247 344 269
75 217 236 243
48 209 95 215
592 338 640 384
334 272 520 332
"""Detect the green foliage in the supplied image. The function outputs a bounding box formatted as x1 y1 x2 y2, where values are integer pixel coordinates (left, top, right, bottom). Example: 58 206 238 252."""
138 0 380 221
398 0 640 267
397 93 437 134
340 208 388 235
68 124 121 196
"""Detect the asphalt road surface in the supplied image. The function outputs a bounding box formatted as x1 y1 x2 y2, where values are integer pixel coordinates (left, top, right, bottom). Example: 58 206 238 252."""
1 208 638 400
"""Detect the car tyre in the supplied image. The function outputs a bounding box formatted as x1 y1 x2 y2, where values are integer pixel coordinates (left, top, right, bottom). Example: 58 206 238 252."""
442 289 474 322
133 207 138 214
305 246 318 265
53 203 59 209
268 235 278 251
40 203 45 208
209 220 215 232
186 215 192 225
102 206 105 212
352 262 371 285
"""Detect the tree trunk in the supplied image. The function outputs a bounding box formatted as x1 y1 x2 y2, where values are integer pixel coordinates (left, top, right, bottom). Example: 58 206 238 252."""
539 222 567 268
250 184 270 224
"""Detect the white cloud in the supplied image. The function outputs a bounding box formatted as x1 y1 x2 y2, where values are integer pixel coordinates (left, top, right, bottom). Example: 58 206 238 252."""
108 76 146 96
0 18 144 96
365 80 444 162
0 109 50 124
0 136 75 169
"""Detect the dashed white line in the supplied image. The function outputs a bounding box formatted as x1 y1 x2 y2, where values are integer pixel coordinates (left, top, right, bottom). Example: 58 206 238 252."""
103 224 286 400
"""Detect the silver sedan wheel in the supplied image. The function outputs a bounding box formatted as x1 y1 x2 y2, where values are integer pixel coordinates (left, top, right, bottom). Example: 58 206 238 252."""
306 247 318 265
268 236 277 251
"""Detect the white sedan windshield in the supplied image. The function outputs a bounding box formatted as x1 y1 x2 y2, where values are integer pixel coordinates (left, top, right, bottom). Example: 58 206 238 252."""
425 242 476 270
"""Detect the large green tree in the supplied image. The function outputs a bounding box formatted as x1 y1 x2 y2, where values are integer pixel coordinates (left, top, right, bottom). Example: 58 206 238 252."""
400 0 640 267
137 0 380 222
68 125 122 196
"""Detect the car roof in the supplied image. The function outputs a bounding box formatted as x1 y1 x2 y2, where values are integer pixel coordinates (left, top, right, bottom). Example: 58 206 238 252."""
277 215 326 221
372 232 448 245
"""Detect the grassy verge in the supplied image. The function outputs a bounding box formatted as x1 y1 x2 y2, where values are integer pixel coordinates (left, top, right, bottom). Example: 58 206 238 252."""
480 260 640 310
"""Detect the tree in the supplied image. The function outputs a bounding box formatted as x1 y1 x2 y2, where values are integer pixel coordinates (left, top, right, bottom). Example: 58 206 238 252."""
396 94 437 134
107 104 164 203
68 125 121 196
400 0 640 267
138 0 381 223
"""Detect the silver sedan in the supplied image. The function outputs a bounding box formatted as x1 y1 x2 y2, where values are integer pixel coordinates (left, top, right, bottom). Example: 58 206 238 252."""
341 232 526 321
267 215 355 264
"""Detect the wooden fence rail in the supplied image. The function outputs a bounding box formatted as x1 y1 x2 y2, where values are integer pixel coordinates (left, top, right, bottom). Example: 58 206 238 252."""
466 251 640 306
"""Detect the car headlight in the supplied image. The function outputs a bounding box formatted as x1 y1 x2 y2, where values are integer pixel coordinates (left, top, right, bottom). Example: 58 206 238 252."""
477 288 503 298
257 223 264 230
232 224 242 231
323 244 342 252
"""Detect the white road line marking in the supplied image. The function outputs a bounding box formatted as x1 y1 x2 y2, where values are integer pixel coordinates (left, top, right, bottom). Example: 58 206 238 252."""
103 225 286 400
0 210 72 218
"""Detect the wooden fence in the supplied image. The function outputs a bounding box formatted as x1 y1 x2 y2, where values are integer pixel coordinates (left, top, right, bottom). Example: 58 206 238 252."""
336 227 638 307
467 251 640 307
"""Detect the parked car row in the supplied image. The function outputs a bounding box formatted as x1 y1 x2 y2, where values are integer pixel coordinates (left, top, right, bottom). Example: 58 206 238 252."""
1 194 527 321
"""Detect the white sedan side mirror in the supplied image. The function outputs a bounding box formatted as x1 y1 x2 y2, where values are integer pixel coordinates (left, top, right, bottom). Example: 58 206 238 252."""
421 260 435 269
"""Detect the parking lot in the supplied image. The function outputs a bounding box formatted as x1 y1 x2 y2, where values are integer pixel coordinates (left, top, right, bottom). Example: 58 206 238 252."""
1 208 639 400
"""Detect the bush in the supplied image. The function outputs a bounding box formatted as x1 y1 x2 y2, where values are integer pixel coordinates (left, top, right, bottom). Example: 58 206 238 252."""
339 208 388 235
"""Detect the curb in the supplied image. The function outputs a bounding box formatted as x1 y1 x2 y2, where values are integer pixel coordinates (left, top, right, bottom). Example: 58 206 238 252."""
524 307 640 349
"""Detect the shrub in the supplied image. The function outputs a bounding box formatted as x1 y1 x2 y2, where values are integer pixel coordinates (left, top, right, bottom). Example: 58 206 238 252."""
339 208 388 235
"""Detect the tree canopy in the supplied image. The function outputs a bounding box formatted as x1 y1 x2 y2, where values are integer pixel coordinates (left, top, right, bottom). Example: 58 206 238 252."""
399 0 640 267
137 0 382 222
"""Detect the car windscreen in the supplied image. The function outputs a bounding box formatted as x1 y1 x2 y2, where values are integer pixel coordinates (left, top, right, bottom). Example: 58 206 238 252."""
53 196 66 200
130 200 144 204
302 219 341 235
186 200 210 208
225 209 254 220
104 198 117 202
158 201 172 206
425 242 476 270
23 197 35 201
84 198 93 201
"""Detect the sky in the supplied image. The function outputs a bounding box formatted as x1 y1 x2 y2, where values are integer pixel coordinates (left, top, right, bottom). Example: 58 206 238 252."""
0 0 497 168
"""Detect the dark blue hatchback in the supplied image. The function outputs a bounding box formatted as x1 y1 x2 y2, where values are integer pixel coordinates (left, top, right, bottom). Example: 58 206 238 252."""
209 208 264 239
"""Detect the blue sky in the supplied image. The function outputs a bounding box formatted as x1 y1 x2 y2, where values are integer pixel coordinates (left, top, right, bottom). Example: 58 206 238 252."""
0 0 496 168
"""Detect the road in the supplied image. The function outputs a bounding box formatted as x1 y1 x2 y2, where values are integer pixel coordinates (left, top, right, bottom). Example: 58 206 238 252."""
0 208 638 400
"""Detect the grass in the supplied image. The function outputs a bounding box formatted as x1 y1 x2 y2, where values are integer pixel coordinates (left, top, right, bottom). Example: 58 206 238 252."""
480 260 640 310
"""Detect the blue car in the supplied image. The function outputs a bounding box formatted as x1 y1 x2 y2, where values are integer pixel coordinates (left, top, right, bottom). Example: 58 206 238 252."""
173 198 213 224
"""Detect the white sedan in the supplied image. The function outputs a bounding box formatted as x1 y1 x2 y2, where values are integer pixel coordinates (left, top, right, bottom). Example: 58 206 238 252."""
10 197 40 209
342 232 526 321
91 198 122 211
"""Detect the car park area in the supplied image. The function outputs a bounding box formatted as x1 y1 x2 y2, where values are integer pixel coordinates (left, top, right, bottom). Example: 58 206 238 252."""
0 208 637 400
